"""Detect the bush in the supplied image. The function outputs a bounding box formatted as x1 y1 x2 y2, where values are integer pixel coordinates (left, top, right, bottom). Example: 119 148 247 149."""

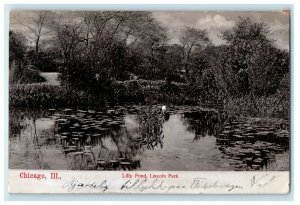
113 81 145 104
113 80 197 105
26 50 61 72
224 93 289 119
9 84 91 108
9 63 46 84
9 82 145 108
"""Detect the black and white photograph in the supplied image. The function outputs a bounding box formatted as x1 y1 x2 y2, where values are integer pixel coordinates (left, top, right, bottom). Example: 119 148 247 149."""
9 10 290 172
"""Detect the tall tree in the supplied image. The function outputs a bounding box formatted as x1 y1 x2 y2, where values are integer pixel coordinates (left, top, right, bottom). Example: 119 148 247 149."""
218 17 289 97
23 11 52 54
213 17 289 116
9 30 26 65
179 27 211 79
52 11 168 91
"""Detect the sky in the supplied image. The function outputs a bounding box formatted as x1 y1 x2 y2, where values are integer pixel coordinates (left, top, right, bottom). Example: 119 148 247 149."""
10 10 290 50
151 11 290 50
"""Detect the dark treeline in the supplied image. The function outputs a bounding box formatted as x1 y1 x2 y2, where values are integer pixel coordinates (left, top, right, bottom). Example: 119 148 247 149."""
9 11 289 118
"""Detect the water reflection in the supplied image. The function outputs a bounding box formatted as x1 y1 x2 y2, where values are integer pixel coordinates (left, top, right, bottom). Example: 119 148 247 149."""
215 121 289 171
9 106 289 171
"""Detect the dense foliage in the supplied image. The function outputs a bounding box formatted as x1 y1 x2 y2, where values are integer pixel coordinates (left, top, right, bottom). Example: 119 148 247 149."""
9 13 289 118
9 31 46 84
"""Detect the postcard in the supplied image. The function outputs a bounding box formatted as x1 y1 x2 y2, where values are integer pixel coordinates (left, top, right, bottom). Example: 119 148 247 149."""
8 9 290 194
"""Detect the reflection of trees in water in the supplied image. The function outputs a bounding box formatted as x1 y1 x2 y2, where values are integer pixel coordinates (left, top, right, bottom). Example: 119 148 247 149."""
10 108 54 169
9 108 29 138
11 106 165 170
44 108 144 170
9 108 41 146
182 110 231 141
80 106 165 170
111 126 140 158
33 149 50 169
32 118 39 146
10 107 49 138
28 113 53 169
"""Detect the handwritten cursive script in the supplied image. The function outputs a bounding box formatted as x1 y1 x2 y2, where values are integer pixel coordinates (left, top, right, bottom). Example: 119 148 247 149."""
191 178 243 192
62 177 109 192
250 173 277 188
121 179 186 193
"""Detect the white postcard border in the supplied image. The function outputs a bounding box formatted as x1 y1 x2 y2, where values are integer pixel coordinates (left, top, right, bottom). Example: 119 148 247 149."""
8 170 289 194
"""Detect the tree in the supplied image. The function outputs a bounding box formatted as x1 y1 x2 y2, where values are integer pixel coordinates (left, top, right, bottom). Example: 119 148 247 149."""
216 17 289 97
51 11 168 102
9 30 26 65
23 11 53 54
9 30 27 83
178 27 211 80
212 17 289 116
164 44 185 82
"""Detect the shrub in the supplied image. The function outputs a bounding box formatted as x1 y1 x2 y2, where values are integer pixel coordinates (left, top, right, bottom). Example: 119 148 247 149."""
223 93 289 119
26 50 61 72
113 80 145 104
9 63 46 84
9 84 91 108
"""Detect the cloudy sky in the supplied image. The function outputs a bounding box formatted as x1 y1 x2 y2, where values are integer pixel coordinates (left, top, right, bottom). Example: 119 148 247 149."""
10 10 290 50
152 11 290 50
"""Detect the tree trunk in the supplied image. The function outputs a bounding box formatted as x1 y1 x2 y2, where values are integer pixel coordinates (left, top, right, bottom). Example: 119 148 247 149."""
35 38 39 54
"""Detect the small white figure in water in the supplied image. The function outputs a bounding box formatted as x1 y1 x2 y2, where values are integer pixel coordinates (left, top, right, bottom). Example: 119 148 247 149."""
162 105 166 114
95 73 100 81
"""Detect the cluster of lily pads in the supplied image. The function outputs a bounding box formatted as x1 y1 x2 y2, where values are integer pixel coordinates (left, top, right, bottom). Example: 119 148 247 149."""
48 105 167 170
49 106 141 170
216 121 289 170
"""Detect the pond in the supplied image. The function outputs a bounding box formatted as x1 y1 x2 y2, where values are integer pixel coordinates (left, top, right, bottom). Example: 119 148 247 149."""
9 105 289 171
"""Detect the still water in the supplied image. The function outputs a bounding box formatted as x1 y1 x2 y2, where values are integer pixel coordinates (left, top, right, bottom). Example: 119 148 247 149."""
9 105 289 171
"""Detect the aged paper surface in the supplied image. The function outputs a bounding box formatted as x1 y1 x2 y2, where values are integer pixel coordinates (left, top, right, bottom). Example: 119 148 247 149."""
9 10 290 194
9 170 289 194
